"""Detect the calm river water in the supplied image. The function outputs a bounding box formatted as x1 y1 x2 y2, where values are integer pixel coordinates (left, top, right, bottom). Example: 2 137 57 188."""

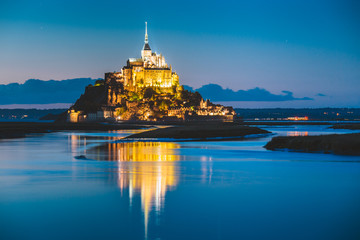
1 125 360 240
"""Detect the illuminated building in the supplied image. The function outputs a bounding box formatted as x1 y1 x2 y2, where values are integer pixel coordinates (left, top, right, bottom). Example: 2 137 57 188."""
67 22 237 122
105 22 179 92
286 116 309 121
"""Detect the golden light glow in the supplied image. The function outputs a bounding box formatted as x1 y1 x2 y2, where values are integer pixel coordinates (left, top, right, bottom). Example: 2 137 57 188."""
80 139 180 238
286 116 309 121
106 141 180 162
287 131 309 137
69 134 216 238
112 141 179 239
69 134 181 238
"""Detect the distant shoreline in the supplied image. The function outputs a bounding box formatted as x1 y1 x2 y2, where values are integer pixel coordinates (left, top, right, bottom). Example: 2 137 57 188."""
2 107 360 122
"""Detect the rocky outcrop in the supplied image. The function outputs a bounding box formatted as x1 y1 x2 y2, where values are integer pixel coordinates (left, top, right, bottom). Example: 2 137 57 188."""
68 79 236 122
71 82 107 113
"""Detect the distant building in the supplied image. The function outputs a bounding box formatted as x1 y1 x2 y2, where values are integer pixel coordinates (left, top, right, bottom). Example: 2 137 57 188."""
67 23 236 123
286 116 309 121
105 22 179 93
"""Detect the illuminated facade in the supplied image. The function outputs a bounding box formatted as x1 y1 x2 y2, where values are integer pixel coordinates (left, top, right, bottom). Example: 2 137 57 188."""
67 22 237 122
105 22 179 92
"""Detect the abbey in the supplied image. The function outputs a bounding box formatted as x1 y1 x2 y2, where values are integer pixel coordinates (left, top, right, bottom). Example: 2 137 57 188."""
67 23 236 123
105 22 179 93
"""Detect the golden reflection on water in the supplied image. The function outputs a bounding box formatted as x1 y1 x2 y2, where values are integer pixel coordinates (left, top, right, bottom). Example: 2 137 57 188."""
107 141 180 162
110 141 180 239
287 131 309 137
69 133 180 239
118 160 177 238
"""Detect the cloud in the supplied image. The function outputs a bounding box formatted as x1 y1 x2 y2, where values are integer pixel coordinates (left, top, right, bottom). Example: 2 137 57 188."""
0 78 97 105
0 79 312 105
184 84 313 102
316 93 326 97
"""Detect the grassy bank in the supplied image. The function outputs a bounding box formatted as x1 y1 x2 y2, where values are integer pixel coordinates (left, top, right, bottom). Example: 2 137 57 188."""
265 133 360 156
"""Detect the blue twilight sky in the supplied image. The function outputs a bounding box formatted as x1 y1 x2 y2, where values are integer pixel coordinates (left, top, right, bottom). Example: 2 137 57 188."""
0 0 360 107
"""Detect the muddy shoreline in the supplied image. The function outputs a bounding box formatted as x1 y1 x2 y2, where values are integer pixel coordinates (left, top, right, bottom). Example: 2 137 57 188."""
125 124 271 140
265 133 360 156
0 122 151 139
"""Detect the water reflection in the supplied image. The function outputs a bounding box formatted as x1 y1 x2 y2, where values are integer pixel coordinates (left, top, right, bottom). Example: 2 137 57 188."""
117 160 178 238
287 131 309 136
201 156 213 184
105 142 180 162
68 132 124 157
4 127 359 240
71 135 182 239
107 142 180 239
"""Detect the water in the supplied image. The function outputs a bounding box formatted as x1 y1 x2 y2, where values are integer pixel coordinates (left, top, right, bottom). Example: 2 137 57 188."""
1 125 360 240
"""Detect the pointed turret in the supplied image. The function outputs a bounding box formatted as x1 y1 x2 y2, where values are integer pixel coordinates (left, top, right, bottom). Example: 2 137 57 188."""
143 22 151 51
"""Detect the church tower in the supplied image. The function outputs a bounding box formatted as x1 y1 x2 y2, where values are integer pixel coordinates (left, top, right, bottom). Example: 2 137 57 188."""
141 22 152 60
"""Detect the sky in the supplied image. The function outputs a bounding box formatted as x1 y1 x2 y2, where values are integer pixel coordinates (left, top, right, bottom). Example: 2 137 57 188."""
0 0 359 107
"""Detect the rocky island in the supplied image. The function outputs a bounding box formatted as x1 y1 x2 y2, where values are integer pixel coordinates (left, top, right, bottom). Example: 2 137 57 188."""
67 22 236 123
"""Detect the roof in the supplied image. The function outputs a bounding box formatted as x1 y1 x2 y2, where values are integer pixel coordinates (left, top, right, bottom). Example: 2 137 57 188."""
144 67 171 70
128 58 143 62
143 43 151 50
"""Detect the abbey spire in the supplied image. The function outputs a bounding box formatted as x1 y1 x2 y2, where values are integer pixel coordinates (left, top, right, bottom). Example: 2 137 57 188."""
143 22 151 51
145 22 148 44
